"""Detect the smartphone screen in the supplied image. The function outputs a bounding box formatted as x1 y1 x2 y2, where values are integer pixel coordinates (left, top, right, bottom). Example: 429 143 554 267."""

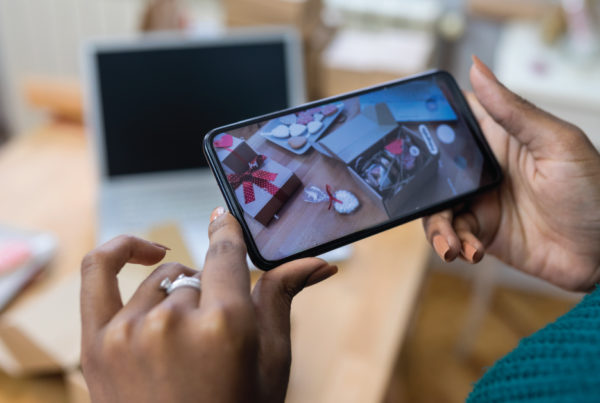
204 71 501 268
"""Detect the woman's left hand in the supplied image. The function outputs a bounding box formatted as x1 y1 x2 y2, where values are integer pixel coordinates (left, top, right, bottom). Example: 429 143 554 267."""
80 208 337 403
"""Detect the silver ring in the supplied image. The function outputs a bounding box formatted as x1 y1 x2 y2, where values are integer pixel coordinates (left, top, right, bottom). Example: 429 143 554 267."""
160 274 201 295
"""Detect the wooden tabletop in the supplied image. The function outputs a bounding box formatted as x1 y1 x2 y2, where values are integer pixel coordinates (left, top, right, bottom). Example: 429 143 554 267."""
0 123 94 403
0 123 95 306
0 123 430 403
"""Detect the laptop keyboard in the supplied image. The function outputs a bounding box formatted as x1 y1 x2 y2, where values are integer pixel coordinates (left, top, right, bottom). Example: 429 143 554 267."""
103 184 224 230
99 177 353 267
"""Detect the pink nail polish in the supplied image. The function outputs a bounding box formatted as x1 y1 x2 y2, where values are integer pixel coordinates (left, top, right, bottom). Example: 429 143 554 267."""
151 241 171 251
210 206 226 222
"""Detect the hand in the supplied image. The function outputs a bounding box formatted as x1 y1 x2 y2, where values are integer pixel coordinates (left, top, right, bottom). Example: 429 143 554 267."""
80 208 337 403
423 56 600 291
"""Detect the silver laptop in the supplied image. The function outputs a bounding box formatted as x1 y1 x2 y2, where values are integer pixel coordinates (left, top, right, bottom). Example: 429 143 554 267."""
83 29 306 265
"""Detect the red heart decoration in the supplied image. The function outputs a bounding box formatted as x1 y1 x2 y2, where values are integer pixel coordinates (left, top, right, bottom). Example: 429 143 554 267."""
214 134 233 148
385 139 404 155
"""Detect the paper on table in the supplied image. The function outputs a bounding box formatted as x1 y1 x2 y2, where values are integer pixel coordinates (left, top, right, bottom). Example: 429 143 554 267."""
0 339 20 375
0 273 80 375
0 222 194 375
67 368 91 403
0 227 57 312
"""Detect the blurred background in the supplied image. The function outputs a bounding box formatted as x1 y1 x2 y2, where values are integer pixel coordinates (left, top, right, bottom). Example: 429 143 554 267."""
0 0 598 402
1 0 599 140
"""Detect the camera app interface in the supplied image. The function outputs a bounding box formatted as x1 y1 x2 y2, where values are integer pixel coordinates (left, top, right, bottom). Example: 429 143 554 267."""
211 75 492 261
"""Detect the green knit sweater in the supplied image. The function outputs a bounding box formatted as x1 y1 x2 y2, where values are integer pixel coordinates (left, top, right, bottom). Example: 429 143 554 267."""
467 288 600 402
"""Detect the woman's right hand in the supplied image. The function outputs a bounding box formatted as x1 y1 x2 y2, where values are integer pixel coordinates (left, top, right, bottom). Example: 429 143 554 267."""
80 210 337 403
422 56 600 291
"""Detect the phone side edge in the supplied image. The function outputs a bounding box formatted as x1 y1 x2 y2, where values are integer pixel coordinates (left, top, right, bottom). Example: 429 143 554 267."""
202 129 276 270
200 69 503 269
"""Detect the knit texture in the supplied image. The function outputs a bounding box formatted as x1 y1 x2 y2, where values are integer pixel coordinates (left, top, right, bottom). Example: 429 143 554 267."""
467 287 600 403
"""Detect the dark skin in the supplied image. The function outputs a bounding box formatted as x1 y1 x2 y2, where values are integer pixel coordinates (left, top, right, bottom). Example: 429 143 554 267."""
423 56 600 292
80 208 337 403
81 58 600 402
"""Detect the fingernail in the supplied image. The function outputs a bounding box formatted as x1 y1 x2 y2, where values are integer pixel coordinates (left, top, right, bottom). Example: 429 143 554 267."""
471 54 496 81
210 206 226 222
305 264 338 287
433 235 451 262
462 242 483 263
151 241 171 251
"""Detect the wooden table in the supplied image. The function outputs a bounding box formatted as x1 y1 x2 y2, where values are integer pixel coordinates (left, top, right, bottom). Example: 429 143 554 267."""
0 123 430 403
0 123 95 302
0 123 94 403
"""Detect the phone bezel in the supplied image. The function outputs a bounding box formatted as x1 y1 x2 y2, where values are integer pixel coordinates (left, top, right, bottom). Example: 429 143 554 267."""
203 70 502 270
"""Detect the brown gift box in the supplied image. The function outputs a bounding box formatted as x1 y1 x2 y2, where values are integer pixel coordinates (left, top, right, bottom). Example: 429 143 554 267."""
229 156 301 226
347 127 439 217
213 133 258 174
318 103 399 164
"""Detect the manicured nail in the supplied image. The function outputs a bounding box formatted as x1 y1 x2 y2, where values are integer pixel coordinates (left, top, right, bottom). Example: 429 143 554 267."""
151 241 171 251
471 54 496 81
462 242 483 263
433 235 451 262
210 206 226 222
305 264 338 287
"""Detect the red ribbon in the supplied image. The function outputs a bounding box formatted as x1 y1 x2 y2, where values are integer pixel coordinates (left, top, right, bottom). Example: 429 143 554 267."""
227 155 279 204
326 184 342 210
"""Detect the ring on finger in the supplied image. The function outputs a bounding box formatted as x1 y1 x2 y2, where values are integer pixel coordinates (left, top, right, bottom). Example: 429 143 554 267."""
159 274 201 295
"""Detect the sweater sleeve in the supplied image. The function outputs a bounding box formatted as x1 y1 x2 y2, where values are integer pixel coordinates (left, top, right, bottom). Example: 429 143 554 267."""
467 288 600 403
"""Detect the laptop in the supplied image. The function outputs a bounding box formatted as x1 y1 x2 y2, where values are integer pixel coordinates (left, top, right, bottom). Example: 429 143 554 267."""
83 29 306 265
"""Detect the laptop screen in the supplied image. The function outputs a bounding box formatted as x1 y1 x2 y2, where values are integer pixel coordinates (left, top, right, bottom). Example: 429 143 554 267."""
95 40 292 177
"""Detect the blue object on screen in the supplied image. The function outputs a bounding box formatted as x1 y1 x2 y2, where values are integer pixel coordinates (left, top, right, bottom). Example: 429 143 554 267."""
359 80 457 122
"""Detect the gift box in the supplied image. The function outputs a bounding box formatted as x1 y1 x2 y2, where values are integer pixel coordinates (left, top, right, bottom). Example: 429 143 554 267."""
228 155 301 226
318 102 399 163
318 103 439 217
213 133 258 174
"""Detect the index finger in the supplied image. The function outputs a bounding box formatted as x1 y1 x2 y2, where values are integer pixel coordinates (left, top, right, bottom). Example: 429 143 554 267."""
201 209 251 308
80 235 167 339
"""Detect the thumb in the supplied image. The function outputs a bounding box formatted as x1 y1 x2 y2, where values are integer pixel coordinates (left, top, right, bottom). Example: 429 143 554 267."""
251 259 337 402
252 258 337 337
470 55 585 158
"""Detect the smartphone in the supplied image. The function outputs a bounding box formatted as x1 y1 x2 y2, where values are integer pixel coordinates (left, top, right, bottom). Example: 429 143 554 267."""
203 70 502 270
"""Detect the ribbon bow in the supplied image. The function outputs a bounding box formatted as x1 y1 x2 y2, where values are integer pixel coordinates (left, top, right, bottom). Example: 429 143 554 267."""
227 155 279 204
325 184 342 210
